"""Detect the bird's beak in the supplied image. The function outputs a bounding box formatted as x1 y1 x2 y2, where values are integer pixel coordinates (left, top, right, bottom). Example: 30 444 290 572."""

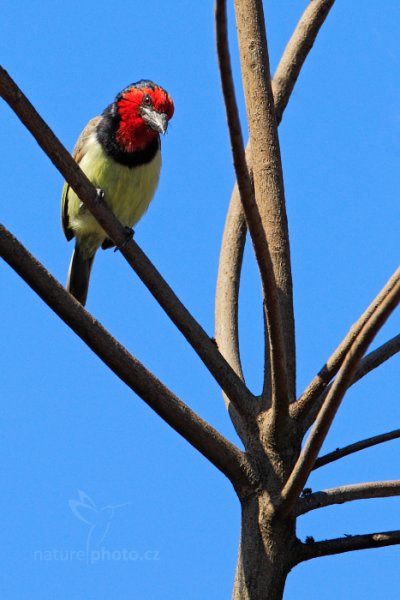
140 106 169 134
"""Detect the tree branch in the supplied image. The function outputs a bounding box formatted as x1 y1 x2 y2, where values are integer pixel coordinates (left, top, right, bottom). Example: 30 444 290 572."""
216 0 290 429
279 271 400 516
353 334 400 384
313 429 400 470
293 270 400 423
214 182 250 442
272 0 335 118
296 530 400 563
231 0 295 438
0 65 254 417
215 0 335 410
296 334 400 436
0 223 256 495
215 189 247 383
297 481 400 516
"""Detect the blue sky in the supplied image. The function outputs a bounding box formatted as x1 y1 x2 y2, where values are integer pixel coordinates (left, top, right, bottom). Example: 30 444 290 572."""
1 1 399 599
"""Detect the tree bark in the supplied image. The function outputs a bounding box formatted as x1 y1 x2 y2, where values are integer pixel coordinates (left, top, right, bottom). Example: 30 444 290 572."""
232 495 296 600
233 0 295 412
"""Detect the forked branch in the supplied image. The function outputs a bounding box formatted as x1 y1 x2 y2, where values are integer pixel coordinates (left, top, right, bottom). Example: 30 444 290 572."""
216 0 290 428
279 271 400 516
0 224 255 495
228 0 295 437
215 0 336 405
0 65 253 417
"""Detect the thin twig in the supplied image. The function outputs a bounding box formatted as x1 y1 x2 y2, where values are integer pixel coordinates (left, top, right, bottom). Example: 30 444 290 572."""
0 65 253 416
0 224 256 495
313 429 400 470
296 530 400 564
294 270 400 423
230 0 294 436
215 0 335 409
279 272 400 516
297 481 400 516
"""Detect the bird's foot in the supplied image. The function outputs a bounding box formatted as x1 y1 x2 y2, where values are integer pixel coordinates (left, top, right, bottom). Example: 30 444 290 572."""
79 188 105 212
101 238 115 250
114 227 134 253
95 188 105 204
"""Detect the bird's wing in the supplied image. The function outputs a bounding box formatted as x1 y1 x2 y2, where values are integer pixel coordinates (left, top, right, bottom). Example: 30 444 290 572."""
61 116 102 240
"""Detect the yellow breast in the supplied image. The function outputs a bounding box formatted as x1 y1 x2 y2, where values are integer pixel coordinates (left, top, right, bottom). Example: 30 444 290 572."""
67 132 161 248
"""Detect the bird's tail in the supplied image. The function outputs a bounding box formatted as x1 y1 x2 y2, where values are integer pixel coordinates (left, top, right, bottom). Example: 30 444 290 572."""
67 243 95 306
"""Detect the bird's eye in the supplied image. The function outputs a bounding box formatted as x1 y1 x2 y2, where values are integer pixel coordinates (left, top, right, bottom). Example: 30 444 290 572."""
143 94 152 106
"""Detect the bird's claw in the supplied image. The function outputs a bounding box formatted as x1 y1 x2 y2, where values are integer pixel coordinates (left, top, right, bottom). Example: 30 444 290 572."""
95 188 105 203
114 227 134 252
94 189 133 252
79 188 104 211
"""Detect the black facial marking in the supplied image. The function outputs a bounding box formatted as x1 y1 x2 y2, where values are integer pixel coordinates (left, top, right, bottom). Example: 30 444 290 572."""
96 104 160 168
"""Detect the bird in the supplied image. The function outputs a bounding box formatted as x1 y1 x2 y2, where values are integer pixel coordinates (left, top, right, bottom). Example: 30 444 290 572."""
61 80 174 305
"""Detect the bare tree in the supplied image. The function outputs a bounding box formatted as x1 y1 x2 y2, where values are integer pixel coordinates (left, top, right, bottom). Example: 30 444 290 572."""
0 1 399 599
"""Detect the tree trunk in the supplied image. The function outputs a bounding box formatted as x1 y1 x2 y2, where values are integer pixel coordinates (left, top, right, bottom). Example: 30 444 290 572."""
232 495 295 600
